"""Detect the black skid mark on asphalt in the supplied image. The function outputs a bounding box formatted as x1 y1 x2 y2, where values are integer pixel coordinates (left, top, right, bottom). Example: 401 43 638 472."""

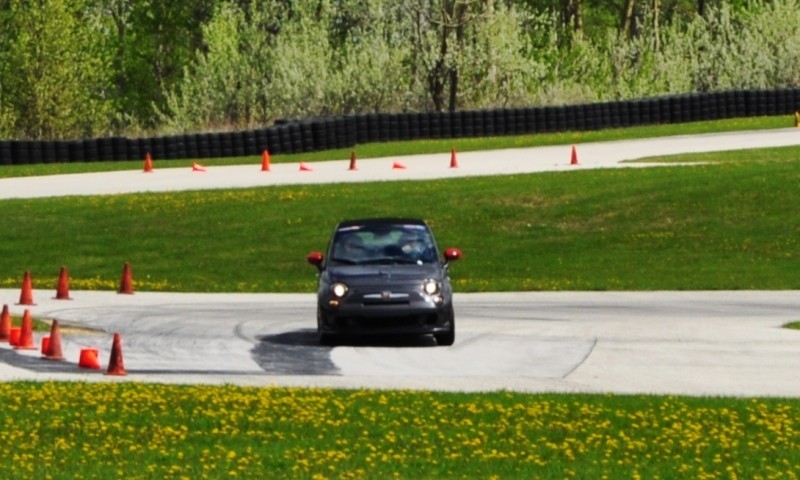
252 329 340 375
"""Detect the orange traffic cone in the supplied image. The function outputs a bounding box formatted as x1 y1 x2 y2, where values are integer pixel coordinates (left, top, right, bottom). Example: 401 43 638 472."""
118 262 133 294
55 266 71 300
143 152 153 173
392 161 406 170
14 309 36 350
299 162 313 172
570 145 579 165
349 151 357 171
192 161 207 172
9 328 21 346
450 148 459 168
43 319 65 361
261 150 271 172
18 271 35 306
0 304 10 342
78 348 101 370
105 333 127 376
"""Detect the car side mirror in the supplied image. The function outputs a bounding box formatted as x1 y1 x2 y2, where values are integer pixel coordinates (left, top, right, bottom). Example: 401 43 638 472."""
443 248 462 264
307 251 324 271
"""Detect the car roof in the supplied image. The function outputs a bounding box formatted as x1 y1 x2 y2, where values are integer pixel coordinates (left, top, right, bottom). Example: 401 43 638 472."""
336 218 428 229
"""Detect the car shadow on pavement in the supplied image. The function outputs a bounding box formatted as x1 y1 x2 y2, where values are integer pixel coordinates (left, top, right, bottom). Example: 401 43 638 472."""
252 329 438 375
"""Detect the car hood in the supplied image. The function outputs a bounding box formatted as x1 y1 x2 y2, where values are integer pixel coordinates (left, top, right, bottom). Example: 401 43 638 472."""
327 264 443 286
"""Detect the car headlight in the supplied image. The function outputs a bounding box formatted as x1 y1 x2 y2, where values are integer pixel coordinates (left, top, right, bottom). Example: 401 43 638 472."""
423 280 440 295
330 282 348 298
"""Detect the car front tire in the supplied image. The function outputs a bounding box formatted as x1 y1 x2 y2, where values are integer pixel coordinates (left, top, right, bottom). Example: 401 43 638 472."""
434 308 455 346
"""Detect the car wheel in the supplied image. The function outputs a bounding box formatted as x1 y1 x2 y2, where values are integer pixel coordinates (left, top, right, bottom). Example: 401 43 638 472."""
317 308 338 346
434 308 455 346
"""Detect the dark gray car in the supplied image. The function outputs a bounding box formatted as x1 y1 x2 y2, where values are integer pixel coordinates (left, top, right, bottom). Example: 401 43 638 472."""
307 218 462 346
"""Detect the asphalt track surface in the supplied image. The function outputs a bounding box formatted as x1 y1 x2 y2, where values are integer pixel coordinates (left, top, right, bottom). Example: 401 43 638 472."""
2 129 800 397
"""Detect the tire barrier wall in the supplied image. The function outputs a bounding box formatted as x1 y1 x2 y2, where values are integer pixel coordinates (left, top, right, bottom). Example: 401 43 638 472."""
1 88 799 166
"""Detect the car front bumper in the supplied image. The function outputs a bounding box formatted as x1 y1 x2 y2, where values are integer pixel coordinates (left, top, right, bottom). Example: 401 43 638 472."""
318 293 453 336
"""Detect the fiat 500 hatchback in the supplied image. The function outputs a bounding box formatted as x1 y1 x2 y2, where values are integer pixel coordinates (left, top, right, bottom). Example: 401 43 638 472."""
307 218 462 346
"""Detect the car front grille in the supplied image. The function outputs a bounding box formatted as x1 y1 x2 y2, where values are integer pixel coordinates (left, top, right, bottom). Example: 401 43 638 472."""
332 314 438 329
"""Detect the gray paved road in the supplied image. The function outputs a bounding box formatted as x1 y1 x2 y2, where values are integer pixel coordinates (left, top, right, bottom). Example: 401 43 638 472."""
1 289 799 396
1 129 799 396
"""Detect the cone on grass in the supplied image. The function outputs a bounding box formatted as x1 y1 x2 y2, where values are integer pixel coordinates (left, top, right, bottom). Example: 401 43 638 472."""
106 333 127 376
18 271 35 306
348 151 357 171
570 145 579 165
14 309 36 350
118 262 133 294
261 149 271 172
392 160 406 170
450 148 459 168
78 348 101 370
143 152 153 173
0 304 10 342
192 161 207 172
299 162 313 172
55 266 71 300
43 319 65 361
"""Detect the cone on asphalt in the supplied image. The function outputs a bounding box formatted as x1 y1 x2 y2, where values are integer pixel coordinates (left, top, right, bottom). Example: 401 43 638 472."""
9 328 21 346
450 148 459 168
392 160 406 170
0 304 10 342
55 266 71 300
299 162 313 172
41 337 50 355
43 319 65 361
118 262 133 294
18 271 35 306
261 149 271 172
143 152 153 173
78 348 101 370
570 145 579 165
348 151 357 171
192 161 207 172
14 309 36 350
105 333 127 376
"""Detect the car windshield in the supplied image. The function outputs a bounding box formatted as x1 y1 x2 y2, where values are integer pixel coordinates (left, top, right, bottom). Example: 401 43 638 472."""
329 223 438 266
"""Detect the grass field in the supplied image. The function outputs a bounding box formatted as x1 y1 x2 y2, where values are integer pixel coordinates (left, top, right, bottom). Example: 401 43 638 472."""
0 382 798 479
2 116 799 479
1 144 799 292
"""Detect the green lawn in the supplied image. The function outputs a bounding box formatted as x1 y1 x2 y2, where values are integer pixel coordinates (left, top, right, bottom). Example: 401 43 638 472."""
0 382 797 479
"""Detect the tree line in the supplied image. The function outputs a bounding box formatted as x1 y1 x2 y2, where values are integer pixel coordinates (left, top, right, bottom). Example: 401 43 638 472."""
0 0 797 140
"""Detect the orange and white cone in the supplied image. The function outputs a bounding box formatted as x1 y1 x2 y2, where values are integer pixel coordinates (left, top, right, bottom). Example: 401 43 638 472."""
55 266 71 300
14 309 37 350
450 148 459 168
43 320 65 361
118 262 133 294
18 271 35 306
105 333 127 376
0 304 11 342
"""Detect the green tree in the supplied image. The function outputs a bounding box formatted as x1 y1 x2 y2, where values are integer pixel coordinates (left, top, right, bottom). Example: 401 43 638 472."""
2 0 113 139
